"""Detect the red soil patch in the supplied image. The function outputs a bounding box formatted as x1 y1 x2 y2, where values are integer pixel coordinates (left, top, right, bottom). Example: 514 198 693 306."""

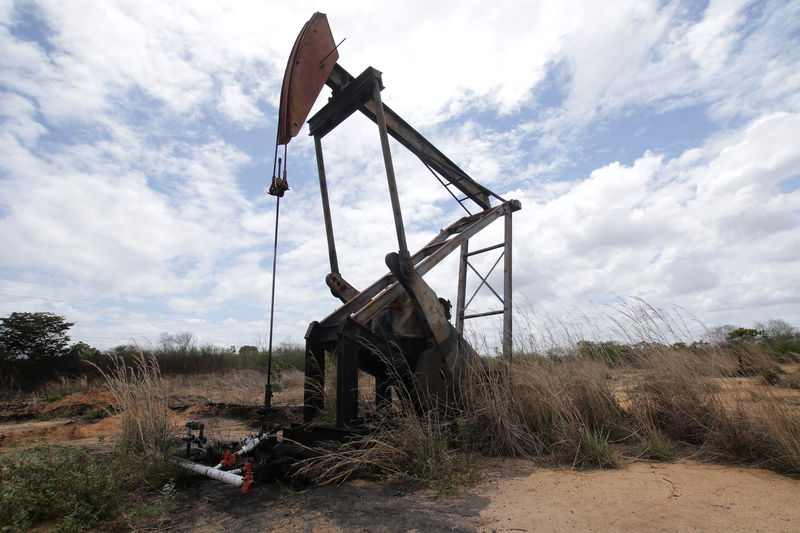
0 414 121 449
40 389 117 416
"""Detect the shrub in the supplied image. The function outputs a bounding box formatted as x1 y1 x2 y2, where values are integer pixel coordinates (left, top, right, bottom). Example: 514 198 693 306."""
0 445 126 532
577 340 633 367
85 407 110 421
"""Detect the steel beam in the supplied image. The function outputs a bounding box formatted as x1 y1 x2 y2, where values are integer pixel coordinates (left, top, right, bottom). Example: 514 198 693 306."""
326 64 496 211
314 135 339 274
372 80 410 260
503 209 513 363
455 241 468 334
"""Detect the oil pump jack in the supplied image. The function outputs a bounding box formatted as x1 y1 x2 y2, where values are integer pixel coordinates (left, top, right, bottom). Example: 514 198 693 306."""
170 12 521 491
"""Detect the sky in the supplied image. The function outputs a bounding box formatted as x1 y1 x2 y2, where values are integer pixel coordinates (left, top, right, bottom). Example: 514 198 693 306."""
1 0 798 351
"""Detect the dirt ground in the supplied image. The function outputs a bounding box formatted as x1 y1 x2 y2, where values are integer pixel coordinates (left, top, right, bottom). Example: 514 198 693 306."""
157 458 800 532
3 369 800 532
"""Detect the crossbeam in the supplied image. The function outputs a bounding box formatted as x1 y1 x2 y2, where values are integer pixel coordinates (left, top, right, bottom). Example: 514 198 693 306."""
325 64 499 211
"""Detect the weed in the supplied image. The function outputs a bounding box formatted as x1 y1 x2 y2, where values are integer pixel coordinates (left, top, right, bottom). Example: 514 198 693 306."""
85 407 110 421
124 495 176 524
633 428 675 462
0 445 126 532
575 428 620 469
36 410 57 421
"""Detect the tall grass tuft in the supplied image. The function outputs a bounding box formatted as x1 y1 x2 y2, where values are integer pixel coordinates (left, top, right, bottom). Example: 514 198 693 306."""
460 358 624 465
294 398 471 492
294 352 472 492
94 349 174 459
624 343 800 474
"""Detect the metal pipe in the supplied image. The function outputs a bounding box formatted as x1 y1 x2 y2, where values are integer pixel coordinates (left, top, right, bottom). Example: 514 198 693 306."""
314 135 340 274
455 241 468 334
372 80 409 260
463 309 504 320
467 242 504 257
213 434 266 469
166 456 244 487
503 209 513 363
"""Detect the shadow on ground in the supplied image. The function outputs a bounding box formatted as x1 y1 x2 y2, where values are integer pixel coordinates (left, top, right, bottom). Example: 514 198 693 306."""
165 477 492 532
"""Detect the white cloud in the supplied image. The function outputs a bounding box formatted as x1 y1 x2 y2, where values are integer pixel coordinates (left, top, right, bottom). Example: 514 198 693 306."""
512 112 800 329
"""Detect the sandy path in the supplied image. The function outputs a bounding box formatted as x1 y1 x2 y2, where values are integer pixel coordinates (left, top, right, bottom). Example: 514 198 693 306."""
480 460 800 532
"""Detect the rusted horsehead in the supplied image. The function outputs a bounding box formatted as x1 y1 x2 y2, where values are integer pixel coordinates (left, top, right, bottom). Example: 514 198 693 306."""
277 13 521 432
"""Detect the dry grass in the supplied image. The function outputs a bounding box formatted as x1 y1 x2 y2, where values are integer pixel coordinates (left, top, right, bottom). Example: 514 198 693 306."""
164 369 264 406
161 367 308 407
294 385 471 492
460 358 623 466
295 299 800 486
94 350 175 458
626 348 800 473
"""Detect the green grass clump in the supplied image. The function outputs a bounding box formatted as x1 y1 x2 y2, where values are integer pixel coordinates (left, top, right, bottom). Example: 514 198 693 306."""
0 445 126 532
84 407 110 421
575 428 620 469
633 428 675 462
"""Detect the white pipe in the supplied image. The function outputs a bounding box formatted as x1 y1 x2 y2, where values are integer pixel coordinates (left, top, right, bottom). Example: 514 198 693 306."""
213 433 267 469
166 455 244 487
239 434 263 455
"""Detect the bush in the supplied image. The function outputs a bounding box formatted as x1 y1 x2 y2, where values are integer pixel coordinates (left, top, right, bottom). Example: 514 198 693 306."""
0 445 126 532
85 407 110 421
577 340 634 367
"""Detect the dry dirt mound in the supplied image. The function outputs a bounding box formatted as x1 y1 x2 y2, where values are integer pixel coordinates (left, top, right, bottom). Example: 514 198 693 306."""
40 388 117 417
0 400 40 420
0 414 122 449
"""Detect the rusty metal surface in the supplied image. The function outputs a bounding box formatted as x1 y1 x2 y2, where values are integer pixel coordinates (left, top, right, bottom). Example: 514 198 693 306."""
277 12 338 145
325 272 359 303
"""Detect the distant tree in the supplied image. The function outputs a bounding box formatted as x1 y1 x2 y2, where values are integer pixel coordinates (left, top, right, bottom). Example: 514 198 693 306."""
0 312 73 362
726 327 762 344
0 312 77 386
576 340 633 367
755 319 797 342
706 325 738 345
754 319 800 359
68 341 101 361
239 345 259 357
159 331 196 352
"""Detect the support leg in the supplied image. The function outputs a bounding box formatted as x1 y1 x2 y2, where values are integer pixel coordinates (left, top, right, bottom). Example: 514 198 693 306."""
336 336 359 427
303 340 326 423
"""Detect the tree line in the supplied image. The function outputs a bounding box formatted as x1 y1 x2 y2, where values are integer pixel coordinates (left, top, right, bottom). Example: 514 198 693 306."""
0 312 305 393
2 311 798 393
